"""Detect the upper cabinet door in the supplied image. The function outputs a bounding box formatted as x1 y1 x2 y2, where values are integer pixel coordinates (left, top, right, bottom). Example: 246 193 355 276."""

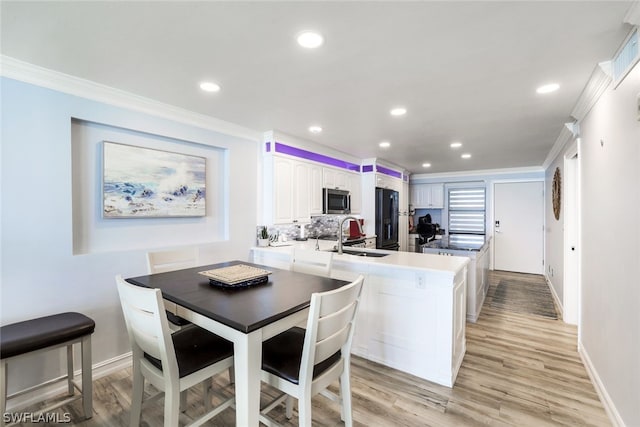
293 162 311 222
309 163 323 215
346 172 362 214
323 167 348 190
429 184 444 209
273 157 294 223
410 183 444 208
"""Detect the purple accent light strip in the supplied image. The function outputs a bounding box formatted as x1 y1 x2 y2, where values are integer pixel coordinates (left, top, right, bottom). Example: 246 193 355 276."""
376 165 403 179
265 142 271 152
362 165 374 173
274 142 361 172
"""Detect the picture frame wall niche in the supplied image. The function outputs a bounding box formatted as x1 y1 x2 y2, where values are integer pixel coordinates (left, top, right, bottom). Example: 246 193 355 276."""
102 141 206 218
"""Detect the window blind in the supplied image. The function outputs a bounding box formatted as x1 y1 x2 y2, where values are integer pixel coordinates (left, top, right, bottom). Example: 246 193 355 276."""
448 188 486 245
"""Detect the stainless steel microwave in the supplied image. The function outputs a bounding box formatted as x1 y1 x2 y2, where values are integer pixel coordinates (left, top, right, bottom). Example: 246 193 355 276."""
323 188 351 214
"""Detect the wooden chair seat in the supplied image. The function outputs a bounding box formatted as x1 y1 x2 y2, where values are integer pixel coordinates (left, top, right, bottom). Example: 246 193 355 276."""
262 327 341 385
144 325 233 378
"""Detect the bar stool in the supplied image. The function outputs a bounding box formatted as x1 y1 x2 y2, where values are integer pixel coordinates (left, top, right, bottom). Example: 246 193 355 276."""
0 312 95 427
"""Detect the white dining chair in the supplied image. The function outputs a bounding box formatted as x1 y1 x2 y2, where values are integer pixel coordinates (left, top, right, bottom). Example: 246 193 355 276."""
290 248 333 277
147 247 199 330
259 274 365 427
147 247 199 274
115 275 234 427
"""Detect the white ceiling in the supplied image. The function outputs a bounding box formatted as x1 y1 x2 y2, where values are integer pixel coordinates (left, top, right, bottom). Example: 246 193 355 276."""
1 1 634 174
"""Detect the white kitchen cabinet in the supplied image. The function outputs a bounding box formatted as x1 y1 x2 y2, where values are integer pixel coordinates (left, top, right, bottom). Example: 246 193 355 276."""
376 173 400 191
309 163 323 215
346 172 362 214
323 167 348 190
271 156 319 224
273 156 295 223
410 183 444 209
293 162 311 222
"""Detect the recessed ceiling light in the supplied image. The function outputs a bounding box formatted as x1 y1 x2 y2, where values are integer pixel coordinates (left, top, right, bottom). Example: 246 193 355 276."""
422 163 431 168
379 141 391 148
450 142 462 149
297 31 324 48
308 125 322 133
199 81 220 92
390 107 407 116
461 153 472 159
536 83 560 94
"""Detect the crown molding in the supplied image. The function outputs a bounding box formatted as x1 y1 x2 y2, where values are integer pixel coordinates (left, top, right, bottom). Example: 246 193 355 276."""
570 61 613 122
542 124 574 170
624 1 640 25
0 55 262 142
410 166 544 182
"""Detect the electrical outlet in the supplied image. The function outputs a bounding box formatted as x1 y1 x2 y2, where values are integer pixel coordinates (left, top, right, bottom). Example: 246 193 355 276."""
416 275 425 289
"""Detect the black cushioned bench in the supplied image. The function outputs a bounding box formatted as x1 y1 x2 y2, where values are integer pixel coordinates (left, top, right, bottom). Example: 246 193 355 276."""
0 312 95 426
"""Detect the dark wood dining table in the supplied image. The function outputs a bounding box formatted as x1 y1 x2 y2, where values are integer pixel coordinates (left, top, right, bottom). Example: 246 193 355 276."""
126 260 348 426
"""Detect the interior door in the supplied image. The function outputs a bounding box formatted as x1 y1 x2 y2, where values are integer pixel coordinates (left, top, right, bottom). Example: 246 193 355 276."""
494 181 544 274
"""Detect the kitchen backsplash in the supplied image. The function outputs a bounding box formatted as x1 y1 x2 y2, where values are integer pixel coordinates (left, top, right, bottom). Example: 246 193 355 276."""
257 215 358 241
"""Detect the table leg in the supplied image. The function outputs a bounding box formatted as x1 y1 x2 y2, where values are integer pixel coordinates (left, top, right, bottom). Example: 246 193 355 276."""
234 330 262 427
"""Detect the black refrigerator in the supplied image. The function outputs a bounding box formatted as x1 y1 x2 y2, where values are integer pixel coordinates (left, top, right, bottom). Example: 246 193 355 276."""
375 188 400 250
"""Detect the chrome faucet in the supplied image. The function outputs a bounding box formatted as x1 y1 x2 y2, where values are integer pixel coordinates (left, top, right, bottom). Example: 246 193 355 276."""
337 216 363 255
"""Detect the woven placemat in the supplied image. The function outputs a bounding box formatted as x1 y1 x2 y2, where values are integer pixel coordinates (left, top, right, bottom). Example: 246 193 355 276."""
199 264 272 285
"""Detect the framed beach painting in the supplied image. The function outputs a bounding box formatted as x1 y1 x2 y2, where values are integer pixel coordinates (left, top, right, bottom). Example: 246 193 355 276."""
102 141 206 218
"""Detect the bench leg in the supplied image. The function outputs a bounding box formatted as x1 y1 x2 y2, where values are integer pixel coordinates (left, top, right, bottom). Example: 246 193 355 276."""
67 345 74 396
1 360 7 427
81 336 92 419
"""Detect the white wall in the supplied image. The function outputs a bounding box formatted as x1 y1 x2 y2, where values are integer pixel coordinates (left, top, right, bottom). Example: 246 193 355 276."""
0 77 259 395
545 63 640 426
544 153 565 304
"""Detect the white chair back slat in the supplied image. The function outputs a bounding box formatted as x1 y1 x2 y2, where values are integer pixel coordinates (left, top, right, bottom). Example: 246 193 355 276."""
318 280 361 317
115 275 177 375
314 323 351 364
291 248 333 277
127 314 163 359
300 275 364 384
147 247 198 274
315 302 357 342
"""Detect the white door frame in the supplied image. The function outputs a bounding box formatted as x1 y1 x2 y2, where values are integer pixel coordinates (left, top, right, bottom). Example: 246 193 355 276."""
563 140 581 328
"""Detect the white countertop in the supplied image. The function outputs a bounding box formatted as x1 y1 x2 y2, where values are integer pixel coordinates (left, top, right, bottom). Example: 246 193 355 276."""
251 239 469 275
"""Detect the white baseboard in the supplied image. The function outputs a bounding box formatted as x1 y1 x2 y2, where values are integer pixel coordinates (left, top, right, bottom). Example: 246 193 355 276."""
544 274 563 317
578 342 626 427
5 352 132 412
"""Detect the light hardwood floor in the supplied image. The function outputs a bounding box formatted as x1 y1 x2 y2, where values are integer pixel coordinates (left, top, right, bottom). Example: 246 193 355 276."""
14 271 610 426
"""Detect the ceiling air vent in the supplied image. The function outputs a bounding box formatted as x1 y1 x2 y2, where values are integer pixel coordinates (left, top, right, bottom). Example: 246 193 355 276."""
613 28 638 85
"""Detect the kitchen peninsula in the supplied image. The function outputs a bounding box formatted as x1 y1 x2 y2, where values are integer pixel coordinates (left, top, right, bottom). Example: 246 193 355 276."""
421 237 491 323
251 240 469 387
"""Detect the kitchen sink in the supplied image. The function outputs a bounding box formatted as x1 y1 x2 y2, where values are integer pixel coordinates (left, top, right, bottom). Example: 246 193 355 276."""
330 249 389 258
